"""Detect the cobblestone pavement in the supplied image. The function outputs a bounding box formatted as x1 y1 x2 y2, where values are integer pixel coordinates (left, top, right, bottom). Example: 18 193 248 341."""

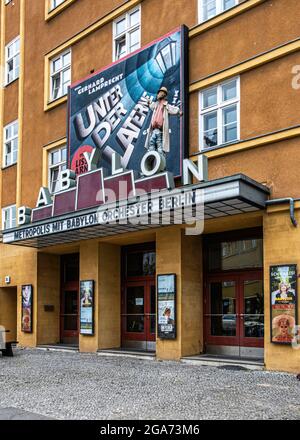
0 348 299 420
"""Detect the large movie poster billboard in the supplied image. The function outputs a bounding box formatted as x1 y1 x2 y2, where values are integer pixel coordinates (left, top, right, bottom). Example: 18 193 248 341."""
67 26 188 179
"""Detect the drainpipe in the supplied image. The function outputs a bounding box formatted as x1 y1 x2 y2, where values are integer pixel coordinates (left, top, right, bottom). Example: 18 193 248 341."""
265 198 298 227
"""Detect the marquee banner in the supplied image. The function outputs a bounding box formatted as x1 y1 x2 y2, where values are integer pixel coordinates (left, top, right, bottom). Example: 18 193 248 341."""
67 26 188 179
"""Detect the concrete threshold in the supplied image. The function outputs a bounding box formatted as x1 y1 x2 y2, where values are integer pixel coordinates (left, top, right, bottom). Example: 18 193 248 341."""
36 345 79 353
97 348 156 361
181 354 264 371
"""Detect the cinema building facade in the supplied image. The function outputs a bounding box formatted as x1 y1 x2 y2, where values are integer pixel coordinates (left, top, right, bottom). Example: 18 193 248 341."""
0 0 299 373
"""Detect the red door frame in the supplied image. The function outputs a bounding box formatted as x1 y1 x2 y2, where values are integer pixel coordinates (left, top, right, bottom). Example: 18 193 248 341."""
121 277 156 343
60 281 79 342
60 254 80 343
204 269 264 349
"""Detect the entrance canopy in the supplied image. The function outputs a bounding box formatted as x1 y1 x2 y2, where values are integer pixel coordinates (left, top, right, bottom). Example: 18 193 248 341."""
2 174 269 249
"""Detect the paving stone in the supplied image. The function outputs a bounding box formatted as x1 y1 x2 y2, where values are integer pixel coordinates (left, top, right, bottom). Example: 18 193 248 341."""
0 348 299 420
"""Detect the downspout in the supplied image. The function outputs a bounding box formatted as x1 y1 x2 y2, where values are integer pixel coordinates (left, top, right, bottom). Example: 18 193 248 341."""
265 198 298 227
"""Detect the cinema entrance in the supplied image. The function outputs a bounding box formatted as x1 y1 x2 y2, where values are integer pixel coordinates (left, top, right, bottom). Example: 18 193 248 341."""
204 230 264 359
60 254 80 345
121 244 156 352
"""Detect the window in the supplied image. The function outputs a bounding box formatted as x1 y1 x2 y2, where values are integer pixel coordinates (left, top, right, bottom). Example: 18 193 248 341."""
50 0 65 10
48 145 67 193
50 49 71 101
207 238 263 271
2 205 16 230
113 6 141 61
199 0 239 22
5 37 20 84
3 120 18 167
200 77 239 149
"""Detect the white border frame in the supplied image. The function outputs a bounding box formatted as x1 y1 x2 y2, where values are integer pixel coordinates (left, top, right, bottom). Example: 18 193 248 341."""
198 76 240 151
48 144 67 193
198 0 239 24
112 4 141 62
49 48 72 102
2 204 17 230
3 119 18 168
49 0 66 12
5 35 20 86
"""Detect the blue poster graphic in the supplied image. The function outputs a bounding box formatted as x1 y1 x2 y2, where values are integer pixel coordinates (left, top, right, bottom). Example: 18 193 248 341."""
67 26 188 178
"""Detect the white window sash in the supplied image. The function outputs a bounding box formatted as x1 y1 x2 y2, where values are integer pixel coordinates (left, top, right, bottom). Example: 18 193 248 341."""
199 77 240 150
48 146 67 193
3 120 18 167
5 37 20 85
50 0 65 11
2 205 16 230
50 49 71 101
198 0 239 23
113 6 141 61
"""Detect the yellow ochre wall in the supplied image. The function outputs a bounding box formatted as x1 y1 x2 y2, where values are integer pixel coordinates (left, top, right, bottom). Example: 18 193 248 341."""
0 287 17 342
79 240 121 353
264 208 300 373
0 0 299 374
156 228 203 360
36 253 60 345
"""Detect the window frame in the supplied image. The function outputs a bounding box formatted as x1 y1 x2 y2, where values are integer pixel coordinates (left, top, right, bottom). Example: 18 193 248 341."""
113 5 141 62
48 145 67 194
49 48 71 103
5 36 20 85
199 76 240 151
2 205 17 231
49 0 65 11
3 120 18 168
198 0 239 23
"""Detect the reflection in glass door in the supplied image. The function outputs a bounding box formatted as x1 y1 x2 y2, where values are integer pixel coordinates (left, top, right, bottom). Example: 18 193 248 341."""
122 281 156 351
121 246 156 352
125 284 145 335
206 279 239 347
240 278 264 349
60 289 79 344
205 272 264 358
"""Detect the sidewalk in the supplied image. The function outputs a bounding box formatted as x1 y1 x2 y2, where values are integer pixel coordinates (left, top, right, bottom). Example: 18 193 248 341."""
0 349 299 420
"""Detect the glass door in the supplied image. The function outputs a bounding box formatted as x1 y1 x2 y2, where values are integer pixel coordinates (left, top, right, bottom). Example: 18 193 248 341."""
122 282 146 344
60 287 79 344
239 272 264 349
205 271 264 356
205 276 239 347
145 282 156 350
122 280 156 351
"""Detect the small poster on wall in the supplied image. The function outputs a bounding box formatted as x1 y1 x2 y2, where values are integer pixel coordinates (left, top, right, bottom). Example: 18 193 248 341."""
80 280 94 335
21 285 33 333
157 274 176 339
270 265 298 344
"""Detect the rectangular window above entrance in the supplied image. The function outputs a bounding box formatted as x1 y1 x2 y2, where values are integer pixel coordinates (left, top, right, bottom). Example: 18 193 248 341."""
207 238 263 272
126 251 156 277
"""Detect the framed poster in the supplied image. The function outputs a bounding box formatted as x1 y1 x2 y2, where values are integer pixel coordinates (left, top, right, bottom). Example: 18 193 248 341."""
21 284 33 333
270 265 298 345
80 280 94 335
157 274 176 339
